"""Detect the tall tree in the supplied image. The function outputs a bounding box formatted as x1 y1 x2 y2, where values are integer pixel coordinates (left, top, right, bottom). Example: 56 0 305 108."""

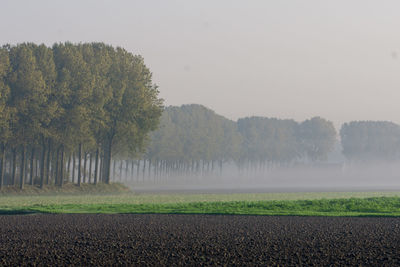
101 49 163 183
0 47 11 188
340 121 400 161
298 117 337 161
31 44 58 187
53 43 95 185
7 44 47 187
0 42 162 188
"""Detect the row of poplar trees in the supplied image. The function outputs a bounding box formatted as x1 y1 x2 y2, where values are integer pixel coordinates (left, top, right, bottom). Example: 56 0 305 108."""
0 42 163 189
340 121 400 161
143 104 337 179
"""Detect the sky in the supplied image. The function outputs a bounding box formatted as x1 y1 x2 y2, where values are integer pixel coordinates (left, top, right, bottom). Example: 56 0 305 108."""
1 0 400 128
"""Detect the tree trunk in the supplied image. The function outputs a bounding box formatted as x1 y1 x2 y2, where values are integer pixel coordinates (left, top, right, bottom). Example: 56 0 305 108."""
153 160 157 182
112 160 116 181
77 143 82 186
104 139 112 184
72 152 76 183
19 145 26 190
11 148 16 186
99 151 103 183
45 140 51 185
24 153 28 184
119 160 123 181
51 149 57 184
0 143 5 189
4 151 9 185
35 159 39 178
130 160 134 181
40 142 46 188
88 153 92 184
67 153 71 183
29 147 35 185
83 152 87 183
55 146 60 186
94 147 99 185
125 160 129 181
59 146 64 187
142 159 146 182
136 160 140 181
148 159 152 179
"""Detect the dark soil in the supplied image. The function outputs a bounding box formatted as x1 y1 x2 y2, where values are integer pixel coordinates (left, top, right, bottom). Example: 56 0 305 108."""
0 214 399 266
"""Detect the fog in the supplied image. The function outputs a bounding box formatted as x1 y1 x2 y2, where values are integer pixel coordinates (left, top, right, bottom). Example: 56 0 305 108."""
121 161 400 194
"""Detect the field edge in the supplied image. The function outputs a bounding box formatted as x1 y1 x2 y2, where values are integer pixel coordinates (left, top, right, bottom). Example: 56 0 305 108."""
2 196 400 217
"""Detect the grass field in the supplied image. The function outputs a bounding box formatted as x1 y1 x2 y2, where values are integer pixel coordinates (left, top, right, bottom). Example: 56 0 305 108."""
0 183 130 195
1 190 400 216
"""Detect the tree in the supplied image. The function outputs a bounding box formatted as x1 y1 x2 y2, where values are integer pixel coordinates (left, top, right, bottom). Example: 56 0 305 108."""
340 121 400 161
7 44 48 188
0 47 11 188
298 117 336 161
146 104 242 178
31 44 58 187
237 117 295 165
53 43 96 185
0 42 163 188
98 48 163 184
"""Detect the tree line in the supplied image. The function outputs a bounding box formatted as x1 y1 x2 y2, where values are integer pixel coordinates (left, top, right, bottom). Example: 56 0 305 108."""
138 104 337 180
139 106 400 181
2 42 397 188
340 121 400 162
0 42 163 189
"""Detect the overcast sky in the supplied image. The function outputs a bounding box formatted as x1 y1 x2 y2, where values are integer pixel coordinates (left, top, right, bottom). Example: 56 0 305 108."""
2 0 400 128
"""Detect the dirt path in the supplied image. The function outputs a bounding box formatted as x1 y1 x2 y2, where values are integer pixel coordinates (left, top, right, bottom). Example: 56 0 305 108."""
0 214 399 266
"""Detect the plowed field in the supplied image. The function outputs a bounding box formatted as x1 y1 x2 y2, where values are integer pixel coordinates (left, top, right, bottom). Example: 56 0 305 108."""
0 214 399 266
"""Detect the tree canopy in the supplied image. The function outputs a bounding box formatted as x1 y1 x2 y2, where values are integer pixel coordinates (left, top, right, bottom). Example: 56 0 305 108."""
0 42 163 187
144 105 337 178
340 121 400 161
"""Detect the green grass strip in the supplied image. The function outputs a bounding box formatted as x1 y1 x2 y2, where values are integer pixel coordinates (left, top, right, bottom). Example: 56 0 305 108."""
2 197 400 217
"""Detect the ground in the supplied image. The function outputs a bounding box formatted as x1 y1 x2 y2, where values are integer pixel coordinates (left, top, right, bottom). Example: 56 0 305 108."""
0 214 399 266
1 187 400 265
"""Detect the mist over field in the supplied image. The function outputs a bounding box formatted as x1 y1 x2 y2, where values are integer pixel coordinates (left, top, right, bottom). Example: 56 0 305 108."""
125 161 400 193
117 107 400 194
